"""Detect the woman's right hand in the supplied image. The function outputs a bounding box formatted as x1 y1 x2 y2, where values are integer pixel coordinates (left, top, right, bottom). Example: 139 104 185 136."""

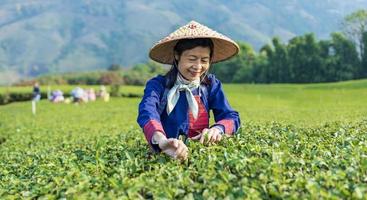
158 138 188 161
152 131 188 161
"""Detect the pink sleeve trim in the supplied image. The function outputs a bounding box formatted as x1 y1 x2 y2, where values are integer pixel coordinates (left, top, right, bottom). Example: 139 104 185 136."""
143 120 166 144
217 119 234 135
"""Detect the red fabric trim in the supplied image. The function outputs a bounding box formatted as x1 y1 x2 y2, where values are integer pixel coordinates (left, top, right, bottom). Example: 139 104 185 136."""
188 96 209 138
143 120 165 144
217 119 234 135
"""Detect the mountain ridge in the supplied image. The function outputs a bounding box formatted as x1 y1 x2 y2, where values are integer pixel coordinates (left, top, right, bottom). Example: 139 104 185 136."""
0 0 367 84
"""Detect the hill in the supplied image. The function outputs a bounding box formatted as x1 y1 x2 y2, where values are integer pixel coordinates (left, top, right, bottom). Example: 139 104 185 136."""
1 0 367 84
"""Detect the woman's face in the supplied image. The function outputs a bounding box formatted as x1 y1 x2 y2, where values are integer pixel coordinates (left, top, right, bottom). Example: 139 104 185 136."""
176 46 211 81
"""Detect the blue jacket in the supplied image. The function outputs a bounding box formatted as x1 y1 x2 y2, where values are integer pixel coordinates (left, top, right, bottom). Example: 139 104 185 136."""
137 74 240 149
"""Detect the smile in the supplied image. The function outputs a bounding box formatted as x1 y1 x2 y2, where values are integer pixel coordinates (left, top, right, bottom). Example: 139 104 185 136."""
189 71 201 75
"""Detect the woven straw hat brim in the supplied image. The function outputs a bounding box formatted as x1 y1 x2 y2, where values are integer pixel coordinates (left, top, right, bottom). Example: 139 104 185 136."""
149 21 239 64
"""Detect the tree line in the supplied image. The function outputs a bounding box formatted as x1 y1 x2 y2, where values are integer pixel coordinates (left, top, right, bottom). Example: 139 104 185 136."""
211 9 367 83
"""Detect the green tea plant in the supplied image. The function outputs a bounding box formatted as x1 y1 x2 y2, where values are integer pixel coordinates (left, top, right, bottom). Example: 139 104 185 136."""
0 81 366 199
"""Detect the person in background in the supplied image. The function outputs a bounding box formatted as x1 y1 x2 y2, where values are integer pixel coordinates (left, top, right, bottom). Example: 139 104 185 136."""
71 87 85 103
97 85 110 102
32 82 41 101
87 88 96 102
137 21 241 161
50 89 65 103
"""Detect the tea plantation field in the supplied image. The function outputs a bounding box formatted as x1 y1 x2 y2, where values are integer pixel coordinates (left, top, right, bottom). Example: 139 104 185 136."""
0 80 367 199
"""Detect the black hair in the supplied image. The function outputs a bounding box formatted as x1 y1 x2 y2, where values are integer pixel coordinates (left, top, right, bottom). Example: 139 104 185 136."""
165 38 214 88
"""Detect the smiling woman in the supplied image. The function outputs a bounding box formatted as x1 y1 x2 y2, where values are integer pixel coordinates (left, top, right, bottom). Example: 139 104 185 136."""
165 38 213 88
137 21 240 161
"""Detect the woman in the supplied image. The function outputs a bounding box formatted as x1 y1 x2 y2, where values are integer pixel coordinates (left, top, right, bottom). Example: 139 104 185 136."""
137 21 240 161
32 82 41 101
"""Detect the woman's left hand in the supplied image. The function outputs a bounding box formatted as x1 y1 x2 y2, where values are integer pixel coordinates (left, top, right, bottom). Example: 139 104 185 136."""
191 127 223 144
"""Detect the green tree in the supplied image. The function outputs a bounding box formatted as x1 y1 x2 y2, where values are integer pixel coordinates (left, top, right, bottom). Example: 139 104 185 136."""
123 61 167 85
330 32 359 80
211 41 255 83
361 31 367 77
342 9 367 59
249 52 269 83
318 39 337 82
146 61 167 74
258 44 273 83
263 37 290 83
232 43 257 83
287 34 323 83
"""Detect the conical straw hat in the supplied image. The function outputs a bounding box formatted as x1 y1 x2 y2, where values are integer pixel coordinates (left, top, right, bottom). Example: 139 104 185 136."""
149 20 239 64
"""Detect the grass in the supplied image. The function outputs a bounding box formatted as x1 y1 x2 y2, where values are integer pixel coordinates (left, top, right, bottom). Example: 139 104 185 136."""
223 81 367 126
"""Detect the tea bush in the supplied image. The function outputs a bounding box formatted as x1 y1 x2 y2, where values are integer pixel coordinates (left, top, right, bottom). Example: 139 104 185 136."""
0 81 366 199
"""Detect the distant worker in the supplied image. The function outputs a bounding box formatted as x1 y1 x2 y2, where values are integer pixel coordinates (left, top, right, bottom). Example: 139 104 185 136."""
32 82 41 101
71 87 86 103
50 89 64 103
86 88 96 102
97 85 110 102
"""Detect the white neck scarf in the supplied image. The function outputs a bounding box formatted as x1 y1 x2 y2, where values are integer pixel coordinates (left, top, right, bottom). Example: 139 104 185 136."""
166 73 200 119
